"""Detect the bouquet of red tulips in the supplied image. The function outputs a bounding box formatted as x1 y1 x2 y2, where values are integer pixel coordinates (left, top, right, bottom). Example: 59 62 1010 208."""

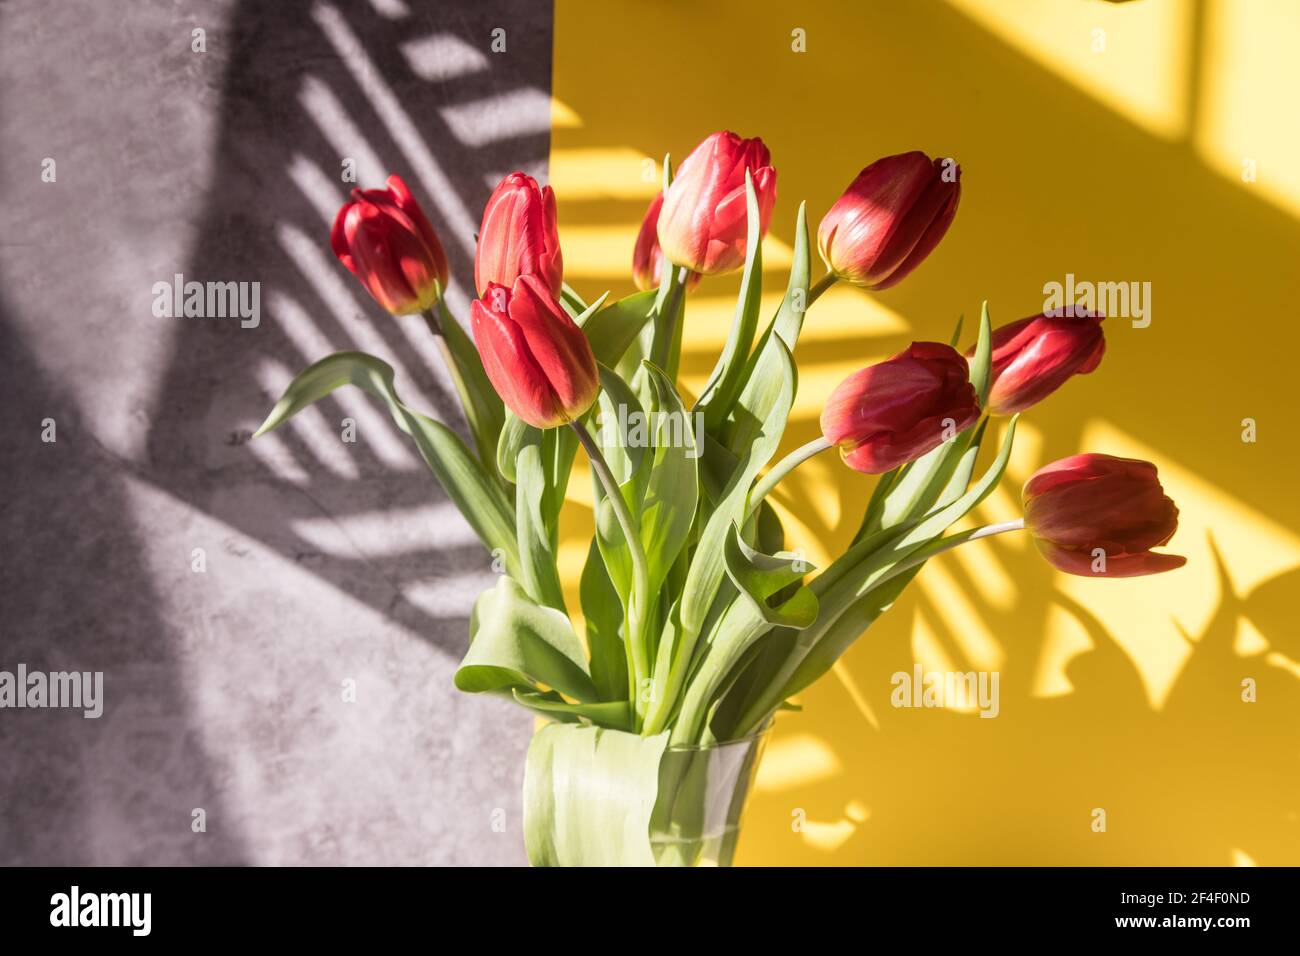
257 131 1186 866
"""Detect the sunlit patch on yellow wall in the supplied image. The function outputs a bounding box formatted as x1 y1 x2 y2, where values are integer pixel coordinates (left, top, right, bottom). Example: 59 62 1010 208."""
1032 602 1101 699
942 0 1191 139
548 147 659 200
917 557 1005 673
829 661 880 731
550 96 583 129
754 733 841 792
1194 0 1300 216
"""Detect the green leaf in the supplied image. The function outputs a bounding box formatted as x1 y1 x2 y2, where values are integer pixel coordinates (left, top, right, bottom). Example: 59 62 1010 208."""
697 171 764 431
513 690 632 730
935 418 982 509
591 365 650 603
559 281 590 318
523 722 669 866
638 364 700 594
581 289 658 368
948 314 965 348
753 498 786 555
254 351 518 570
854 466 900 542
818 416 1018 616
970 300 993 407
495 414 529 484
769 201 811 349
723 522 818 630
514 428 567 611
712 202 810 458
580 536 628 703
455 576 597 703
873 421 981 530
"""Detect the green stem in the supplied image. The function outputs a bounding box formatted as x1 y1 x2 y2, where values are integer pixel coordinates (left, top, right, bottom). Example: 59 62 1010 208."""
807 272 838 306
569 418 652 728
650 265 689 374
880 518 1025 584
746 435 833 520
422 304 496 474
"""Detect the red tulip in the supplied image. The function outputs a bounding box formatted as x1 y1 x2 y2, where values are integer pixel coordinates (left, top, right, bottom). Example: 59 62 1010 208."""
330 174 449 315
475 172 563 299
470 274 598 429
976 310 1105 415
1023 454 1186 577
656 131 777 276
821 342 980 474
632 192 702 293
817 151 960 290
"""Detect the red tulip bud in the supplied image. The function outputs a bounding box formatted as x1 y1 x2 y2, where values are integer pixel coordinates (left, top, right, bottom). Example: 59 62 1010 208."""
657 131 777 276
470 275 598 429
821 342 980 474
975 310 1105 415
330 174 449 315
1023 454 1186 577
475 172 563 299
632 192 702 293
817 151 960 290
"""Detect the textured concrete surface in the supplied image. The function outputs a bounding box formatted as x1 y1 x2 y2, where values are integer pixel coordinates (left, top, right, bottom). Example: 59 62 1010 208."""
0 0 554 865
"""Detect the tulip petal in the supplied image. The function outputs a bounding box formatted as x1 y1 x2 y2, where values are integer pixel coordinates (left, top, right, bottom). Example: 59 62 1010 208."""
1036 540 1187 578
507 276 598 421
868 164 960 290
657 131 775 275
818 151 935 285
821 342 980 474
983 313 1106 414
871 174 960 291
330 204 357 275
476 173 563 298
471 289 566 429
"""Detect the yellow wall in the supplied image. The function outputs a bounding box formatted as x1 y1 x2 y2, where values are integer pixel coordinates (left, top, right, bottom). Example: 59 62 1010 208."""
549 0 1300 865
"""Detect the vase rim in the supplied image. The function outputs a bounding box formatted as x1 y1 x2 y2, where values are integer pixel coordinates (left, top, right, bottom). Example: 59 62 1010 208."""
663 720 773 753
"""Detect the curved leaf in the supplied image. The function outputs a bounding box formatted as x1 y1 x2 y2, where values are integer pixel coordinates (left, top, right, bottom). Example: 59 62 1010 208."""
514 428 566 611
254 350 517 570
723 523 817 630
513 690 632 730
455 576 597 703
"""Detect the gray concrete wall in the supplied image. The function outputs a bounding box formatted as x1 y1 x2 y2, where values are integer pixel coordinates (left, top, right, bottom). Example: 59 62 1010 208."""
0 0 554 865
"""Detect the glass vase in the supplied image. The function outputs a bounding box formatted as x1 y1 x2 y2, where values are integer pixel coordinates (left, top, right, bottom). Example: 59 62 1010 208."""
648 727 771 867
522 721 770 867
